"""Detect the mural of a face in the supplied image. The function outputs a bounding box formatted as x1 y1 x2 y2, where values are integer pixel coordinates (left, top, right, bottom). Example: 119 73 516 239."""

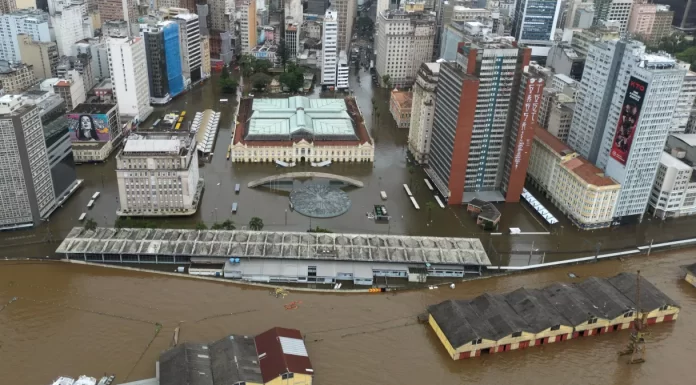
80 116 93 138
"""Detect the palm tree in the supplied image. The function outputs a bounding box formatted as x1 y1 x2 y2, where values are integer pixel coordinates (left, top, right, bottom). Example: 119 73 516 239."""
425 201 435 222
249 217 264 231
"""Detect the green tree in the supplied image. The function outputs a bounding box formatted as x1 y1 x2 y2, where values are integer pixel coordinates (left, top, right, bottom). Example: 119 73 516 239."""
381 74 391 88
239 54 255 78
221 64 230 79
277 39 289 69
254 59 272 74
195 222 208 230
677 46 696 69
279 69 304 92
249 217 264 231
356 16 374 38
250 73 272 91
211 219 236 230
219 77 238 94
84 218 97 231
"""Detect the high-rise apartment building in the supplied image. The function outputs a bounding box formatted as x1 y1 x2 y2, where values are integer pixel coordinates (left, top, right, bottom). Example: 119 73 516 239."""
408 62 440 164
569 39 686 223
307 0 328 15
0 61 36 93
0 9 51 63
97 0 137 25
599 51 685 223
0 0 17 14
321 9 338 85
237 0 256 54
427 39 532 204
0 95 55 230
174 13 203 86
76 37 110 81
568 39 630 163
375 9 436 88
51 5 92 56
107 36 153 122
629 4 674 45
671 69 696 134
17 34 59 79
593 0 634 33
141 21 185 104
501 67 546 202
337 51 349 89
511 0 562 45
116 131 203 216
333 0 356 52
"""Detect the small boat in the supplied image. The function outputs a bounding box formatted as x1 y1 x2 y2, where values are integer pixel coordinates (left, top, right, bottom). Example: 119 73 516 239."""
380 191 387 200
78 213 86 221
231 202 238 213
87 199 94 208
235 184 240 193
92 192 100 200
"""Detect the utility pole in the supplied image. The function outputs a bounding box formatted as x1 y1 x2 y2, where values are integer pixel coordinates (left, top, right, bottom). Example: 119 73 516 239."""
594 241 602 263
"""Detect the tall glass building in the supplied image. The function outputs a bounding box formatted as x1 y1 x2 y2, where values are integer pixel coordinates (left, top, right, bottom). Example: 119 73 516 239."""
511 0 562 44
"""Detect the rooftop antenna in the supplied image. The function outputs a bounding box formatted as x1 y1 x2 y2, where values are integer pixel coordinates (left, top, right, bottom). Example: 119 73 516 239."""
619 270 648 364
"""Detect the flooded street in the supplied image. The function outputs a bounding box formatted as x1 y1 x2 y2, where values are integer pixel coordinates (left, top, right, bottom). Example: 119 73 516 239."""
1 249 695 384
2 64 696 384
3 70 696 265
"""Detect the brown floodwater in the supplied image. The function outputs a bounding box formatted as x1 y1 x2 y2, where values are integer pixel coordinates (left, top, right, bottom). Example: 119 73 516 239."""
1 248 695 385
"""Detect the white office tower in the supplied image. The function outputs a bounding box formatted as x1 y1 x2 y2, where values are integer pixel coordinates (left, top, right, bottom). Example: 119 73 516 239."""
375 9 436 88
174 13 202 87
116 132 203 216
336 51 349 89
0 9 51 63
107 36 153 123
599 45 685 223
0 95 55 230
321 9 338 86
671 69 696 134
594 0 634 34
51 5 90 56
408 62 440 164
568 39 632 163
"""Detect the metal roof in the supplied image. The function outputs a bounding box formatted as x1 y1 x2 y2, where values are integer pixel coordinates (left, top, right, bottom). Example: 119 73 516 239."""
56 227 491 266
255 327 313 383
123 139 180 154
248 97 356 137
429 274 679 348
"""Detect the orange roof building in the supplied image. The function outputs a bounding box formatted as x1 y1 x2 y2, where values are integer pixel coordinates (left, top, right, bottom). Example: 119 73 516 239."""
528 127 620 229
389 90 413 128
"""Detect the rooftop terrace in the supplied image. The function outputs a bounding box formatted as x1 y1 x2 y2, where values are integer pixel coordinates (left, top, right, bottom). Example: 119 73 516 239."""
56 227 491 266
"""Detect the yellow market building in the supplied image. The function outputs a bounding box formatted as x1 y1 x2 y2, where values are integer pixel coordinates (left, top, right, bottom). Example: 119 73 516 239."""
686 263 696 287
428 273 679 360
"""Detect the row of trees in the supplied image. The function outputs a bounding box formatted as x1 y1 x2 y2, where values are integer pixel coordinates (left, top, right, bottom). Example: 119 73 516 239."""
84 217 265 231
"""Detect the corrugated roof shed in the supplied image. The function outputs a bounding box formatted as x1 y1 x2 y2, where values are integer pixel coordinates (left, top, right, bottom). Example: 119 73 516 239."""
255 327 313 383
469 293 530 340
159 343 213 385
208 335 263 385
576 277 635 319
428 299 494 348
686 263 696 275
504 288 572 333
607 272 679 311
541 282 605 325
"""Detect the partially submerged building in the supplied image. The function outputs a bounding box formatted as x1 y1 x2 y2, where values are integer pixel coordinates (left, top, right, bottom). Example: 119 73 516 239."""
55 228 492 285
231 96 374 163
428 273 679 360
686 263 696 288
144 327 313 385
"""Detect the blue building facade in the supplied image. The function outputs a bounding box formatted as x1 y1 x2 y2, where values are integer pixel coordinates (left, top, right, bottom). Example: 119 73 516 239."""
511 0 561 44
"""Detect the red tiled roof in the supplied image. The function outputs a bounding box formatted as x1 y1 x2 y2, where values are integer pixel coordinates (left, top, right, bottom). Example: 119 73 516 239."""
255 327 313 383
534 127 573 156
562 157 618 187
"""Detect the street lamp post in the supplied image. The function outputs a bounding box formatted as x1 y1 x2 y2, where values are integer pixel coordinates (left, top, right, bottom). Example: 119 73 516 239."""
285 209 288 226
